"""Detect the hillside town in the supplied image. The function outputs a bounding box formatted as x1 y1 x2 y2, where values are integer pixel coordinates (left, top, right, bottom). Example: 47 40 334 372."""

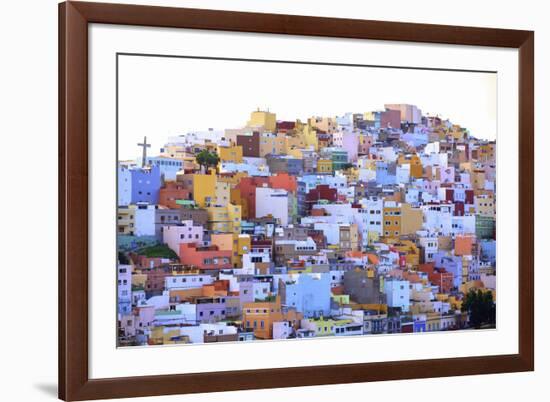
117 104 496 346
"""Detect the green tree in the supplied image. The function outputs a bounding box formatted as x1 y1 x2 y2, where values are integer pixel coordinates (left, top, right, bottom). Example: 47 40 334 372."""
461 289 496 328
118 251 130 265
196 150 220 173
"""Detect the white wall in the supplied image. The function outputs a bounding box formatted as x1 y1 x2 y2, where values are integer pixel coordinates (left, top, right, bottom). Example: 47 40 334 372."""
1 0 547 402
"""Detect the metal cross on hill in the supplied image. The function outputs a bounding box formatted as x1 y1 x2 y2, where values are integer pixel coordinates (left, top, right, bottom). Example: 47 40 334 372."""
137 136 151 167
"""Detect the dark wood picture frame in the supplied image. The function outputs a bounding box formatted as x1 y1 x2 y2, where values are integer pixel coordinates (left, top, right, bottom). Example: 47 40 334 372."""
59 1 534 400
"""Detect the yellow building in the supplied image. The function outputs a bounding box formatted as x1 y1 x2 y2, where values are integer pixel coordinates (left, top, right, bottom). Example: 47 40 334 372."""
317 159 333 174
285 134 306 152
392 240 420 267
207 203 242 234
397 154 423 178
160 145 198 171
301 124 319 150
187 172 216 208
450 124 467 141
247 110 276 132
215 181 231 207
301 317 353 337
308 116 336 133
331 294 350 305
260 132 286 157
474 194 495 217
117 206 136 235
470 169 486 190
217 171 248 187
217 145 243 163
234 234 251 268
478 143 496 162
401 203 423 235
149 326 190 345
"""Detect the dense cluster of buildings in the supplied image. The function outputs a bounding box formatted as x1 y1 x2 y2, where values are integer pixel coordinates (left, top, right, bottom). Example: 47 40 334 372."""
117 104 496 346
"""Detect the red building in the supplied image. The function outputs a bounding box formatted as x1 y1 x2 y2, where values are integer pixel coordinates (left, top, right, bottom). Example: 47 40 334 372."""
236 131 260 157
418 262 453 293
305 185 338 213
131 254 172 269
159 181 190 209
268 172 297 193
235 176 270 219
179 243 232 270
429 268 454 294
143 266 173 296
381 109 401 129
276 121 296 133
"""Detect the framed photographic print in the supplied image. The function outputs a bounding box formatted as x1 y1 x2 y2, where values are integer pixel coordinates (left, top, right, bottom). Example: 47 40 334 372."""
59 1 534 400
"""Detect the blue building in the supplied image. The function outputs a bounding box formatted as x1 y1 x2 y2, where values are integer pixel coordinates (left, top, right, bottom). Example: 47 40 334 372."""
376 161 397 185
280 273 331 318
480 240 496 265
138 156 183 181
130 165 161 205
118 165 132 206
433 252 463 289
413 315 427 332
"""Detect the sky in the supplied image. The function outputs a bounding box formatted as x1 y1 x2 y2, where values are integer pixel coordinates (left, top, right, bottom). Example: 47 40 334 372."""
118 55 497 161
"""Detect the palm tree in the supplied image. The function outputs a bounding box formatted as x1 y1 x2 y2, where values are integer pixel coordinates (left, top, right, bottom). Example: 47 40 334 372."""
196 150 219 173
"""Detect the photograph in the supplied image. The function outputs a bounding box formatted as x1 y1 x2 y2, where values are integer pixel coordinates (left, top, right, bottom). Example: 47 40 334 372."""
116 54 497 346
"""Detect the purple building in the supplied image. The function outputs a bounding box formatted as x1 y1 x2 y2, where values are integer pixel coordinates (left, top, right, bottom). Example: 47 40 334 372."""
131 165 161 205
196 296 227 323
433 252 463 289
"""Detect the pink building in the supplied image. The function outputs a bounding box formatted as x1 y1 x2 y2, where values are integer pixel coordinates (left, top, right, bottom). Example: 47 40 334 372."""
332 131 359 162
163 220 204 254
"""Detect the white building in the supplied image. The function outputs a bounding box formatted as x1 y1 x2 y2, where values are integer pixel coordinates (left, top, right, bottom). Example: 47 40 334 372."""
177 322 238 344
417 231 439 262
134 203 156 236
164 274 214 290
450 215 476 236
256 186 290 226
273 321 293 339
166 129 225 147
422 203 454 235
396 164 411 184
384 278 410 312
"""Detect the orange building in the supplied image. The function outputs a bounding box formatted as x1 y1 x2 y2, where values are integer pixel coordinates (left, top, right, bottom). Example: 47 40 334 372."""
383 202 402 238
397 154 423 178
178 243 232 270
454 235 475 256
242 297 303 339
